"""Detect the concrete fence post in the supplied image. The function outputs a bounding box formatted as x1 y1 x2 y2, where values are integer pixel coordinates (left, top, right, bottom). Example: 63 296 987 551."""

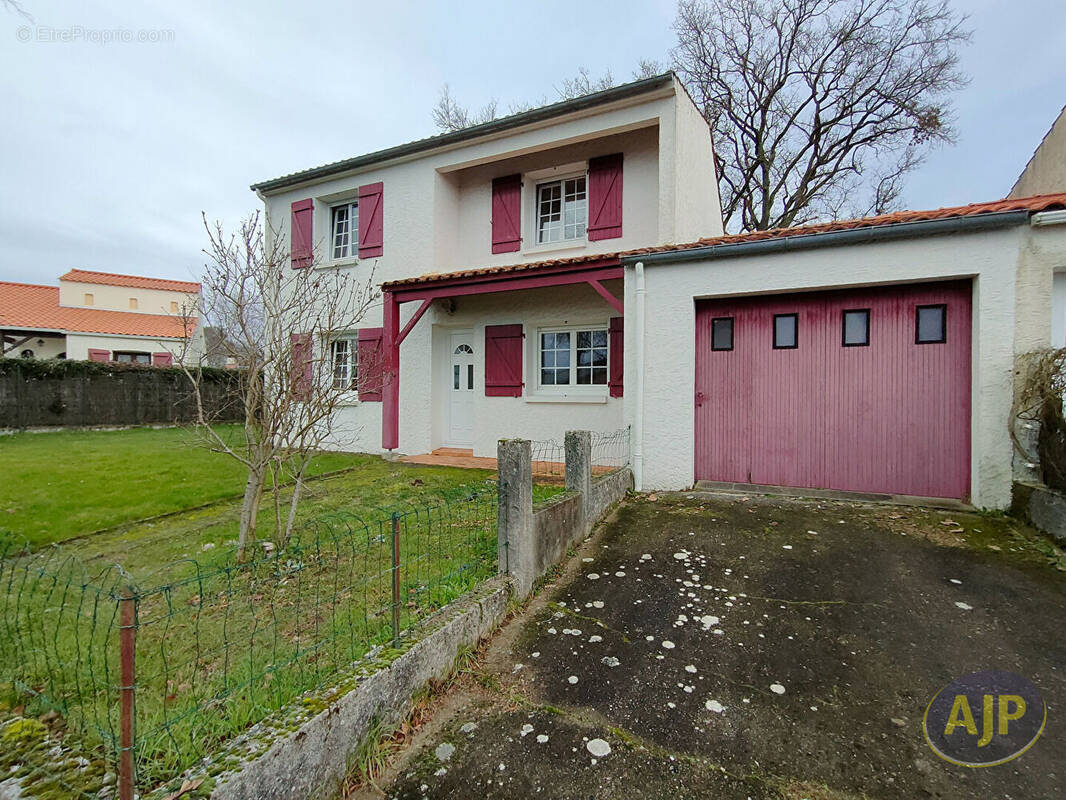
565 430 592 520
497 438 534 594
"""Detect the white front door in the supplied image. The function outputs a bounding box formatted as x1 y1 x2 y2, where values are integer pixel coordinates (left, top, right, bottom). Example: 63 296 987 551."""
448 332 475 445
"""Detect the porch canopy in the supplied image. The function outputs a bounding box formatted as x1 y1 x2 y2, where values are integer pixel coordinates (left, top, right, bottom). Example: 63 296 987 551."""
378 255 623 450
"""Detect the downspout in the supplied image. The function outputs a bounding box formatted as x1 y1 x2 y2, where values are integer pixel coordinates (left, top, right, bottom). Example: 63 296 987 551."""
633 261 646 491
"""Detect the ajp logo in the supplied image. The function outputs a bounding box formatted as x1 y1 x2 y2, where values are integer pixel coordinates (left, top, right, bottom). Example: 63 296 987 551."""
923 670 1046 767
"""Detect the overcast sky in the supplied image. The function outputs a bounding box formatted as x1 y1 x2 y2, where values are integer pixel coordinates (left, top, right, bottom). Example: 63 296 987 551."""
1 0 1063 286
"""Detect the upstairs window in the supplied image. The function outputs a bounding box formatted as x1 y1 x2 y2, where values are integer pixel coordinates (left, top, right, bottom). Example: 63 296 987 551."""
330 201 359 260
536 176 587 244
84 293 94 306
129 297 138 310
330 335 358 390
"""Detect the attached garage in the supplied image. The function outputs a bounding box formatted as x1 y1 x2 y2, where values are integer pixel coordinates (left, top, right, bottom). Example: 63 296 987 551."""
693 281 972 500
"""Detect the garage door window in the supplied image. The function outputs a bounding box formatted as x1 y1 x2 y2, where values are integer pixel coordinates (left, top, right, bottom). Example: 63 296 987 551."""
711 317 734 351
842 309 870 347
916 304 947 344
773 314 798 349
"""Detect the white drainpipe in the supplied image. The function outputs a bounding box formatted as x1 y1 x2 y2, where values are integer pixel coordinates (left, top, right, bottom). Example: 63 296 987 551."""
633 261 646 491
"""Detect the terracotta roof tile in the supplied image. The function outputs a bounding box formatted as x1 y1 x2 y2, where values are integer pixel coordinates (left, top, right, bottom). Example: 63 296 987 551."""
0 282 195 339
383 192 1066 289
59 269 201 293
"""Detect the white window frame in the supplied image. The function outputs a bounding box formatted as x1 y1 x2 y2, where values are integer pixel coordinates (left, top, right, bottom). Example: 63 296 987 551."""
328 334 358 394
533 171 588 246
329 201 359 262
534 324 609 395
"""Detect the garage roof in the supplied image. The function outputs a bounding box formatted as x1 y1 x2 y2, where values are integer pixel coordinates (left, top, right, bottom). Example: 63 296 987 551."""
382 192 1066 290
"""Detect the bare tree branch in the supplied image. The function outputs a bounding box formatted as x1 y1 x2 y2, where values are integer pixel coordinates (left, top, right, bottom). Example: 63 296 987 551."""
673 0 970 230
177 211 377 561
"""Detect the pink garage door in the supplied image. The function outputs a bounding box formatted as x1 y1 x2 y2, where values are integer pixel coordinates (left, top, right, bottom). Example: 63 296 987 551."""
694 281 972 499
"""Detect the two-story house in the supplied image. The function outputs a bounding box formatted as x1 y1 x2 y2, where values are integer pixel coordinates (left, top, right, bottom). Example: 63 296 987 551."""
0 269 201 364
252 72 1066 510
253 73 720 459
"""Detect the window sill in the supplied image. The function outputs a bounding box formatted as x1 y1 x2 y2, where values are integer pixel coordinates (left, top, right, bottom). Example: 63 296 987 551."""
521 240 587 257
525 393 607 405
316 257 359 270
335 394 360 407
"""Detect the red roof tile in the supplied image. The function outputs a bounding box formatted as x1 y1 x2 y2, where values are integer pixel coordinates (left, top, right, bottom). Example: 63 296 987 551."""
383 192 1066 289
59 269 201 293
0 282 195 339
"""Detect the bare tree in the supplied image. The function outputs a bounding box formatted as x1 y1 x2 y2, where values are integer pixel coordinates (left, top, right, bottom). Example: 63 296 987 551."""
179 212 377 561
432 85 499 133
2 0 33 23
674 0 970 231
431 63 664 133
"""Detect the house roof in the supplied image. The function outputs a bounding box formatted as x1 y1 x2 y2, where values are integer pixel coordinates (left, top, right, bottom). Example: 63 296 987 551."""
59 269 201 293
382 192 1066 290
0 282 195 339
250 73 677 195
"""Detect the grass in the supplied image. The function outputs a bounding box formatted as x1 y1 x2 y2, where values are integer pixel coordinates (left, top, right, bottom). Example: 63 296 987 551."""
0 425 368 548
0 425 565 795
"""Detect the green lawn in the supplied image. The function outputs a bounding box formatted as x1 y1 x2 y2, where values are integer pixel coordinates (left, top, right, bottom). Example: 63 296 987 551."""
1 426 386 548
0 425 565 795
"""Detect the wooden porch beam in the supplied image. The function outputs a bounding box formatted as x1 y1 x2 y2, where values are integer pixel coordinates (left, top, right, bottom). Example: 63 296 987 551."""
587 279 623 314
392 266 624 303
2 334 33 355
396 298 434 346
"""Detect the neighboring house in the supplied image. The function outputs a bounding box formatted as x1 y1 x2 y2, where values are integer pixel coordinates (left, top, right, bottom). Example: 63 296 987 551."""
1010 106 1066 199
1010 106 1066 347
252 72 1066 509
0 269 201 364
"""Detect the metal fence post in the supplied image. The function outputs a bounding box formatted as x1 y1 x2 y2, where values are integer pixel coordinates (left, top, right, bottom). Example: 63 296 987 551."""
391 512 401 648
118 589 138 800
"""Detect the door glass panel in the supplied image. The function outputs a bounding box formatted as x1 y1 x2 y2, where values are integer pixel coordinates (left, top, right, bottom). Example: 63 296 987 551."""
842 310 870 347
711 318 733 351
916 305 946 343
773 314 798 349
467 364 474 390
453 364 460 389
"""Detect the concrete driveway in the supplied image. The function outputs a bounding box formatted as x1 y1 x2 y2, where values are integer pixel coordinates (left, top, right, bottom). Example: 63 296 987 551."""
374 493 1066 800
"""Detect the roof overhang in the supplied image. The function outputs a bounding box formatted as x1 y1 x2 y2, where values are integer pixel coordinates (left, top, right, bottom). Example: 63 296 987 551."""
623 211 1033 268
251 73 675 195
383 258 622 302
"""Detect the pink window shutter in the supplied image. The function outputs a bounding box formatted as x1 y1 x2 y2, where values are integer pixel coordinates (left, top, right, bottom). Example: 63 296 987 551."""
357 327 384 401
290 332 312 400
587 153 624 241
484 324 524 397
491 174 522 253
88 349 110 363
290 198 314 268
152 352 173 367
358 182 384 258
608 316 623 397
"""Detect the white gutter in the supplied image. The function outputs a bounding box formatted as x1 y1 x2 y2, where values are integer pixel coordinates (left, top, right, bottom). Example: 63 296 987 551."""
632 261 646 491
1031 210 1066 227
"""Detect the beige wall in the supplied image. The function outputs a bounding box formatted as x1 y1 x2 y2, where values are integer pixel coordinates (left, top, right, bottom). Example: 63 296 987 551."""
58 280 198 316
1010 106 1066 198
65 329 202 364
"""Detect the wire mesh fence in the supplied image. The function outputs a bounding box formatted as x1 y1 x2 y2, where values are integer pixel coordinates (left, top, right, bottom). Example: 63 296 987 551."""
527 426 631 482
0 484 498 797
591 426 631 472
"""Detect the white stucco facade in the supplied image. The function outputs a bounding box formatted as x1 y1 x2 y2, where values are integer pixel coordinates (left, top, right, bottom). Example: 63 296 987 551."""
256 75 716 458
625 221 1066 509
